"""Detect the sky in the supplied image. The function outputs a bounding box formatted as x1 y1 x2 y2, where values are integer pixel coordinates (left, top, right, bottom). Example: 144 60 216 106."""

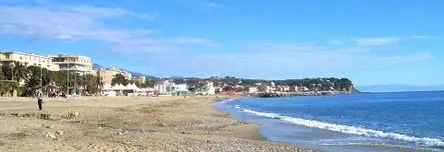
0 0 443 86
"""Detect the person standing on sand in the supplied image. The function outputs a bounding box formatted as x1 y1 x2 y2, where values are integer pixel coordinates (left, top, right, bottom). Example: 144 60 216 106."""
36 90 43 111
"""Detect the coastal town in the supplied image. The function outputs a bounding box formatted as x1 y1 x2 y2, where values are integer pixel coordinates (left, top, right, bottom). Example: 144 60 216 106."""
0 51 357 98
2 1 442 151
0 50 325 152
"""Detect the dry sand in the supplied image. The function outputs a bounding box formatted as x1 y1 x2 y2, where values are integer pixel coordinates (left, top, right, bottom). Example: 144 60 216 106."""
0 96 316 152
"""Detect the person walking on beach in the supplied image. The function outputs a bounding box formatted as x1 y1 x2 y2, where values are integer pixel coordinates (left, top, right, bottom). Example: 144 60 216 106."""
36 90 43 111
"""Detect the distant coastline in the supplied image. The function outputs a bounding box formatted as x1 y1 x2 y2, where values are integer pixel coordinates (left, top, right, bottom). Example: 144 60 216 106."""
253 91 355 98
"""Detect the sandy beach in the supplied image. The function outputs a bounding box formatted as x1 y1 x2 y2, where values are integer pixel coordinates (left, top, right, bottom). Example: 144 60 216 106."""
0 96 314 152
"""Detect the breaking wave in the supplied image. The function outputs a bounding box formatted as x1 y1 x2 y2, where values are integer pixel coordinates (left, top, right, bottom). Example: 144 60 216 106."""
242 109 444 147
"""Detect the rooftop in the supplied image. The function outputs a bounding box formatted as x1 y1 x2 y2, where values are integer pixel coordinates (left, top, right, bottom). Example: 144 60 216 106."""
0 51 51 59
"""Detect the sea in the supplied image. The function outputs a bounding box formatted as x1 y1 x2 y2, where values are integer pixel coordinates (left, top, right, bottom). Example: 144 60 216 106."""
214 91 444 152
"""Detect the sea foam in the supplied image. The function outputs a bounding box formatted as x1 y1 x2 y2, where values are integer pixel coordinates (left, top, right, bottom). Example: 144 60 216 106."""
242 109 444 147
219 99 235 103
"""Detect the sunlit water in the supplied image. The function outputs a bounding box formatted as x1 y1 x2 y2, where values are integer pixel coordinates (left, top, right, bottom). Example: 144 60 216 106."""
214 91 444 152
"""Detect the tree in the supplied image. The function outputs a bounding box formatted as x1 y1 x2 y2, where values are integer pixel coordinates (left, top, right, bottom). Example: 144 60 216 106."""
0 81 19 96
135 79 155 88
257 85 267 92
50 71 66 90
0 65 4 80
0 62 24 96
11 62 28 82
79 74 101 95
111 74 129 86
223 86 233 92
25 66 51 88
1 62 14 80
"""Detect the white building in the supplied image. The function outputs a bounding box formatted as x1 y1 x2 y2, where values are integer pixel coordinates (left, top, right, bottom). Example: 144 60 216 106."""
49 54 93 74
195 81 216 95
205 81 215 95
155 80 189 96
0 51 59 71
101 83 154 96
248 87 258 94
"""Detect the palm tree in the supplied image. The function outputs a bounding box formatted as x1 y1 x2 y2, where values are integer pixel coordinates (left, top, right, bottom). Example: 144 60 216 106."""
0 81 19 96
0 64 4 80
12 62 28 82
1 62 13 80
25 66 51 88
50 71 69 93
111 74 129 86
78 74 101 95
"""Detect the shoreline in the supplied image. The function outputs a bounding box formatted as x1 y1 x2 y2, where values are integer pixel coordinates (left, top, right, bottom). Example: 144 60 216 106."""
0 96 315 152
210 96 267 141
217 95 444 152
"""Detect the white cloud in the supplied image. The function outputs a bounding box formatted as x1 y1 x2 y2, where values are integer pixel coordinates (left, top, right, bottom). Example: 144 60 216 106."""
138 43 430 77
54 34 74 40
0 4 216 52
353 37 401 46
0 0 24 3
411 35 428 39
327 40 344 45
202 2 226 8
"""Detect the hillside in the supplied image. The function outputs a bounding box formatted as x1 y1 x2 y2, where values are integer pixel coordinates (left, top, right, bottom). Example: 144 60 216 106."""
92 63 156 79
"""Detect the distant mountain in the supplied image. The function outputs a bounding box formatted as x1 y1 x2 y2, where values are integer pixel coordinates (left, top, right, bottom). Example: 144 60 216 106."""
129 71 157 79
358 84 444 92
92 63 104 69
170 76 185 79
92 63 157 79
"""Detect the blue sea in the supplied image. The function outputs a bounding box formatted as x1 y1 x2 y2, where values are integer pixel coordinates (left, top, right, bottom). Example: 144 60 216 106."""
214 91 444 152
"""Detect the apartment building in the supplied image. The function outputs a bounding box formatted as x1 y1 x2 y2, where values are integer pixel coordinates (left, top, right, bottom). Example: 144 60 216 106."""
0 51 59 71
49 54 93 74
154 80 189 96
97 66 133 85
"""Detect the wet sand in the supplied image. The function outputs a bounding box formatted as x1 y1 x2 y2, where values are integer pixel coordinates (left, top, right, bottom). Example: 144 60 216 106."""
0 96 315 152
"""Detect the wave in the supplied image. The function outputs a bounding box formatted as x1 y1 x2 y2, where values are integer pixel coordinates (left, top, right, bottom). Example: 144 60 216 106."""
242 109 444 147
234 105 241 109
219 99 235 103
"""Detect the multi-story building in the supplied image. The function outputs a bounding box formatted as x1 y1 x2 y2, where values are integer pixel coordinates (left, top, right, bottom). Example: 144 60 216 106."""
0 51 59 71
96 66 133 85
205 81 215 95
49 54 93 74
97 69 115 85
248 87 258 94
154 80 189 96
135 76 146 84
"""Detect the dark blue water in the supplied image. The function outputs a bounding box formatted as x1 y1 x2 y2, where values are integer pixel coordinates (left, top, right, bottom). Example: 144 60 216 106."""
214 91 444 152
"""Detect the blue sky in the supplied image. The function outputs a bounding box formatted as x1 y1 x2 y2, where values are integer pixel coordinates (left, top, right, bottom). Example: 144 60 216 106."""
0 0 443 86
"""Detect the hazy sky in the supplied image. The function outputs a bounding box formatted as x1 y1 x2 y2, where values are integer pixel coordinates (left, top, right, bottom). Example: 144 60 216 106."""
0 0 443 86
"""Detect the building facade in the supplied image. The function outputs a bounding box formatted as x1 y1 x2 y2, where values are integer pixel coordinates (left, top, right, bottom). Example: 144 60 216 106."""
96 66 133 85
248 87 258 94
49 54 93 74
154 80 189 96
135 76 146 84
0 51 59 71
205 81 215 95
